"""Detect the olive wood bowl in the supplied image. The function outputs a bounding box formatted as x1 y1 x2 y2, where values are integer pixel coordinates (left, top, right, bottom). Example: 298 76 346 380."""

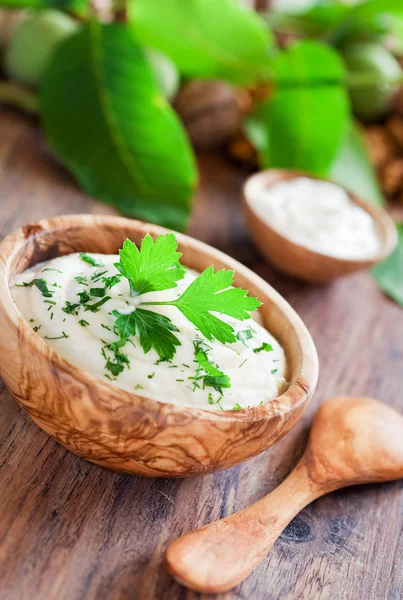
243 169 398 283
0 215 318 478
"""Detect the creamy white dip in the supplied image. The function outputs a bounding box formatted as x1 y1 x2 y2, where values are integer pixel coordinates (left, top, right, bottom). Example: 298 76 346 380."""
250 177 381 259
11 253 286 411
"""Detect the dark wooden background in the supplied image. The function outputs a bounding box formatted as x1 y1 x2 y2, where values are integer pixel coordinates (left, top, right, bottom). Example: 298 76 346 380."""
0 109 402 600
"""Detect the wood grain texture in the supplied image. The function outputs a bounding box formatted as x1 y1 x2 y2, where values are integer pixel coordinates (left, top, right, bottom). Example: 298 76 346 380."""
0 214 318 477
165 396 403 593
0 110 402 599
243 169 398 282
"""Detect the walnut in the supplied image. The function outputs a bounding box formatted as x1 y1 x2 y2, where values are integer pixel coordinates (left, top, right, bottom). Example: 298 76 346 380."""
226 133 258 170
379 157 403 197
364 125 397 168
393 85 403 116
386 114 403 148
174 80 242 152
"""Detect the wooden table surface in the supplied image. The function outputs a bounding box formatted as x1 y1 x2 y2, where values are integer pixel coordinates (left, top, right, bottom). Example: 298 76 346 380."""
0 109 402 600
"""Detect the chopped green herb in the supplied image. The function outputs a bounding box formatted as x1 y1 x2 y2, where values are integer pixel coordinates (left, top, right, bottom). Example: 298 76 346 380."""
253 342 273 353
44 300 56 305
90 287 106 298
176 379 185 382
237 328 253 344
29 318 34 323
77 290 90 304
16 278 53 298
271 368 278 374
42 267 63 273
233 403 242 411
105 349 130 377
208 393 214 405
104 374 115 381
239 358 247 368
33 325 41 332
79 253 104 267
79 319 89 327
101 323 112 331
102 274 121 289
74 275 88 285
148 372 155 379
44 331 69 340
193 340 231 393
84 296 111 312
62 301 80 315
91 269 108 283
134 384 143 390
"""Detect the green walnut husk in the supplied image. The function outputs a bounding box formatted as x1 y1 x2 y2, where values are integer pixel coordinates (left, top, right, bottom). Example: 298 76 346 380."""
4 10 78 87
342 42 402 122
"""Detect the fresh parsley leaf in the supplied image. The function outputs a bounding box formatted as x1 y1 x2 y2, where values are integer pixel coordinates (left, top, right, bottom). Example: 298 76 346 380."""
79 253 104 267
144 266 261 344
113 308 180 360
253 342 273 353
116 235 186 296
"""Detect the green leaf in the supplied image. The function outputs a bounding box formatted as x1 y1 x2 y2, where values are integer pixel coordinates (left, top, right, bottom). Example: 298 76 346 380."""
349 0 403 30
116 235 185 297
41 22 197 231
372 223 403 306
245 41 350 175
0 0 88 16
269 39 345 86
246 84 348 174
263 3 352 42
329 122 384 206
144 266 262 345
129 0 272 85
113 308 181 361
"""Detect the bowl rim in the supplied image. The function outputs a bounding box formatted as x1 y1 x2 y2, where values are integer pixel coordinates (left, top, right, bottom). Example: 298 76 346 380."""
243 168 398 266
0 213 319 424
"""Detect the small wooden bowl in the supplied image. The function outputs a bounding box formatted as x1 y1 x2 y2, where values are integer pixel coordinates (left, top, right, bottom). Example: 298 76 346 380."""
0 215 318 478
243 170 398 282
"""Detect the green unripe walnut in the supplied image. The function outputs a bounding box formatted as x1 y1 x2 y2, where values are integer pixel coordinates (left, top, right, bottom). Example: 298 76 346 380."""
342 42 402 122
145 48 180 101
5 10 78 87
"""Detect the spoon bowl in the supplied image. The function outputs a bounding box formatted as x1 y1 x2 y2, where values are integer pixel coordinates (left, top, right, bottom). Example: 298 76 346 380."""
0 214 318 478
166 396 403 592
243 170 398 282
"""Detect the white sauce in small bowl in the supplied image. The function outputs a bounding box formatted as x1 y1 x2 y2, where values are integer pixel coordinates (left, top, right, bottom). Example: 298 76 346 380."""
250 177 381 260
11 253 286 411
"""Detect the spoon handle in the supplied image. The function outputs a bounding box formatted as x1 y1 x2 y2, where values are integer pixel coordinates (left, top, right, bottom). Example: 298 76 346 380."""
165 458 320 594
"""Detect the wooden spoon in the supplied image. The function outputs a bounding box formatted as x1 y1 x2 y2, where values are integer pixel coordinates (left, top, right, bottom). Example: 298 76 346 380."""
165 396 403 594
243 170 398 282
